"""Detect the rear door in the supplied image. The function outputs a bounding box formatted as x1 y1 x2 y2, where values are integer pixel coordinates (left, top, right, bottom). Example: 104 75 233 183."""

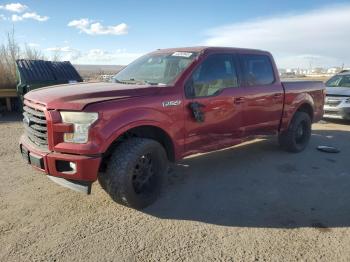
183 53 246 154
238 54 284 135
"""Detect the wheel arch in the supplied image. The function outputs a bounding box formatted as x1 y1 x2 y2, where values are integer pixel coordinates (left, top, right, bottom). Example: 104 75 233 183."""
283 101 314 132
123 125 175 161
296 102 314 121
100 123 176 172
280 92 315 132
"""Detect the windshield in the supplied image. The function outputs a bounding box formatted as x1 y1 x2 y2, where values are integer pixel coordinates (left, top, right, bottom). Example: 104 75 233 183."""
326 74 350 88
113 51 198 86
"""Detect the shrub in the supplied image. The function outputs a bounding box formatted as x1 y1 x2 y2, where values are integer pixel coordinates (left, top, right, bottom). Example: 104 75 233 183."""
0 29 46 89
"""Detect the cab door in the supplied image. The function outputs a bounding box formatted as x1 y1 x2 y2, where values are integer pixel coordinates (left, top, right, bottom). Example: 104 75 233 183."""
238 54 284 135
183 53 246 154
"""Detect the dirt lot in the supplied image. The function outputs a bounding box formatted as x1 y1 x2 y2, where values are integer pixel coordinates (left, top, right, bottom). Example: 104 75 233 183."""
1 113 350 261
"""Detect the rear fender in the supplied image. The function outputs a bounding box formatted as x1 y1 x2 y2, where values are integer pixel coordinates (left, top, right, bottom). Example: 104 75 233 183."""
280 92 314 132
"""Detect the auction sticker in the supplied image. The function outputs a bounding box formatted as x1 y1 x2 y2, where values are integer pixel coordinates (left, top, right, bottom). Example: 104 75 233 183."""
172 52 193 58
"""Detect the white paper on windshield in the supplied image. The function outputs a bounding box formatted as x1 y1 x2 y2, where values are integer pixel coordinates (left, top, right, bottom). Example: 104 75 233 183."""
172 52 193 58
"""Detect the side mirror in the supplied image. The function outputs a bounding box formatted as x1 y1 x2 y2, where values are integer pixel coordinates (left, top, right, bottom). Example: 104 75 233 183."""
189 102 205 122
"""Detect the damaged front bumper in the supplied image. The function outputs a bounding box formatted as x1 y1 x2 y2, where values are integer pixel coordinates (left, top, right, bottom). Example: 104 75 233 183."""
19 135 101 194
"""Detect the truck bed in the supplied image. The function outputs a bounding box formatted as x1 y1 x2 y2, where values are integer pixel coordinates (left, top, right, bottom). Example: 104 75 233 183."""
281 80 325 127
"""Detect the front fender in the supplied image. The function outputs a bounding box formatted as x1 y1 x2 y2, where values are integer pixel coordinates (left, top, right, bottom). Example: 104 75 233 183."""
90 107 183 156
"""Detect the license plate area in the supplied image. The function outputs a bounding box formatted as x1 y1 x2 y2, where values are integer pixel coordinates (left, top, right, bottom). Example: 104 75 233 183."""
20 145 45 170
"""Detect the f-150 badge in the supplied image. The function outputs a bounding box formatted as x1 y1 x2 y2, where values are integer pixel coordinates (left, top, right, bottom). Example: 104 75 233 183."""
162 100 182 107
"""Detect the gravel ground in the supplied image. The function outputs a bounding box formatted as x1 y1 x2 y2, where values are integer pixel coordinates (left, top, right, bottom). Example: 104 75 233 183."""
1 113 350 261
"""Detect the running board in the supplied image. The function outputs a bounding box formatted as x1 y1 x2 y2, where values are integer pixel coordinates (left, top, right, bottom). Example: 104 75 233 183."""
48 176 92 194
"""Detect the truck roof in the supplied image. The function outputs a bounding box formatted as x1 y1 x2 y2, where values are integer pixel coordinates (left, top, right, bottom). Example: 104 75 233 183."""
152 46 270 55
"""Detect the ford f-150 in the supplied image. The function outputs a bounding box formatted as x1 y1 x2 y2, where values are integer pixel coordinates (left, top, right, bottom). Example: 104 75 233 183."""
20 47 325 209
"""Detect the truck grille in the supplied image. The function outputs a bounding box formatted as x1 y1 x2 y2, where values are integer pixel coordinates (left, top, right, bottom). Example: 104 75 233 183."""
23 103 48 148
325 97 342 107
324 110 339 116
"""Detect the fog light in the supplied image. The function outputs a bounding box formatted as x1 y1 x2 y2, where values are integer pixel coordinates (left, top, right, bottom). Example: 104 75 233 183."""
69 162 77 172
56 160 77 174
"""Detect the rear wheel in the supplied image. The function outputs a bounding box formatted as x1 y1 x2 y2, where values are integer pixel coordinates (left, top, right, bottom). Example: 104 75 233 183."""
279 111 312 153
99 138 168 209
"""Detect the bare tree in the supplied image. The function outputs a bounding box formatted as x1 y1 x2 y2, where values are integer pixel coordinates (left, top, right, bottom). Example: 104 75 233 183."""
23 44 45 60
0 28 20 88
51 49 62 61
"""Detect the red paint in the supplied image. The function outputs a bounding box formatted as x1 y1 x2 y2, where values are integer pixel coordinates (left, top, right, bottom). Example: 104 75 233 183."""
21 47 325 183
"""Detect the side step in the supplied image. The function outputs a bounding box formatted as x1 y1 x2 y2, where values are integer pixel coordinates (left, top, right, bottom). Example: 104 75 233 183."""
48 176 92 194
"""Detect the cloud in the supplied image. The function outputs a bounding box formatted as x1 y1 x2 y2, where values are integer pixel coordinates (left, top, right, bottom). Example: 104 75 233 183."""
0 3 28 13
80 49 142 63
68 18 128 35
203 4 350 68
45 47 142 64
46 46 82 60
27 43 39 47
12 12 49 22
22 12 48 21
46 46 76 52
1 3 48 22
68 18 89 29
0 14 7 21
11 14 22 21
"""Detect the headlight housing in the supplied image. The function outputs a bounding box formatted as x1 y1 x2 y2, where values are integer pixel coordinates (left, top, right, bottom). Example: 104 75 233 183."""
345 97 350 103
60 112 98 143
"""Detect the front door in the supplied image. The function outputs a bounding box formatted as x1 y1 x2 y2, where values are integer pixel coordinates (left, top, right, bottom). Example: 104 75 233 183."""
183 53 246 155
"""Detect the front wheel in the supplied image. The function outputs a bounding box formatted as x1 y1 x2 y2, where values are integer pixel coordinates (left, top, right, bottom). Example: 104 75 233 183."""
279 111 312 153
99 138 168 209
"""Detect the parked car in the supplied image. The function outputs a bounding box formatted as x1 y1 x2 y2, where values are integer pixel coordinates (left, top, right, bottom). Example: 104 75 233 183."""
19 47 325 209
324 71 350 120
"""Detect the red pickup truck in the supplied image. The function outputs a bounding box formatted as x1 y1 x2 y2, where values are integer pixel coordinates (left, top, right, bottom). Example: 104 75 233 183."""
20 47 325 209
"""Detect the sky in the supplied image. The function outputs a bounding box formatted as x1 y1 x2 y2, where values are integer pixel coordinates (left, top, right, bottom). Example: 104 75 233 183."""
0 0 349 68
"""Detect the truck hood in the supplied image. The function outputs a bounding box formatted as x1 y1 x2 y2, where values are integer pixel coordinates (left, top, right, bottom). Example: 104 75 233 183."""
25 82 161 110
326 86 350 97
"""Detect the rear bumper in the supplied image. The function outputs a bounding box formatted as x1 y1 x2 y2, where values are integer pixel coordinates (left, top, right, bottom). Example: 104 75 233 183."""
19 135 102 182
324 106 350 120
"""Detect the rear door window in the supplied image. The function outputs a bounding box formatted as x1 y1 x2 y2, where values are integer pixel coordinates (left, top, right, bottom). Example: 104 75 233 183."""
240 54 275 86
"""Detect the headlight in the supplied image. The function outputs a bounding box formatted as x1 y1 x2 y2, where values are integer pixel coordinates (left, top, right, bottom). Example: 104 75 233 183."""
60 112 98 143
346 97 350 103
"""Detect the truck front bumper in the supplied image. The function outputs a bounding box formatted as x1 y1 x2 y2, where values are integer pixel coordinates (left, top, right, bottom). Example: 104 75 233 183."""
19 135 102 193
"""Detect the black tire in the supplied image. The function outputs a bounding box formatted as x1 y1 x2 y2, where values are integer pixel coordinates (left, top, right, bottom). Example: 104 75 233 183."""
98 138 168 209
278 111 312 153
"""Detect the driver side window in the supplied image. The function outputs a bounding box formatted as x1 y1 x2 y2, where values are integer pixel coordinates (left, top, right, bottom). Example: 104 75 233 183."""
189 54 238 97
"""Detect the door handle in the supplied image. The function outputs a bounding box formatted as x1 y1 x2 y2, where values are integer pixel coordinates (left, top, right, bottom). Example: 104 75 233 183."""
273 93 282 98
234 97 245 104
